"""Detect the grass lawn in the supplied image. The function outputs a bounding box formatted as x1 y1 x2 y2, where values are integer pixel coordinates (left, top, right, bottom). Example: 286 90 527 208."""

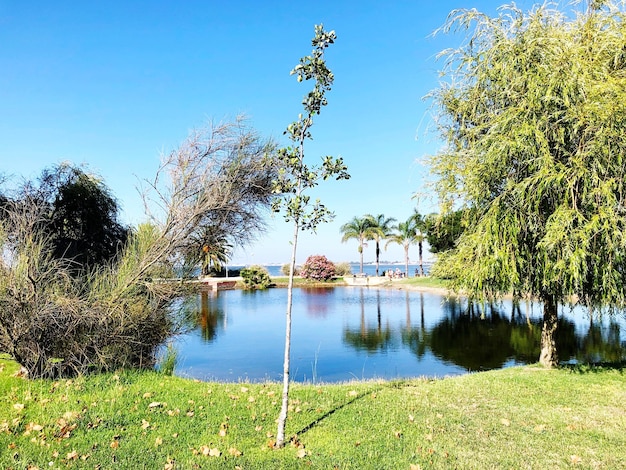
1 355 624 469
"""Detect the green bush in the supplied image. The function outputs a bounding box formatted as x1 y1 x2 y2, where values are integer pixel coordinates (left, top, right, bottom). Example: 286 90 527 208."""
280 263 301 276
240 265 271 289
334 261 352 276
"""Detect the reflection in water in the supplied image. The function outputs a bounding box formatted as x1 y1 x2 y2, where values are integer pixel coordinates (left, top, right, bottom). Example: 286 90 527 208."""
175 287 626 382
303 287 333 318
343 290 393 353
402 292 428 360
197 290 225 342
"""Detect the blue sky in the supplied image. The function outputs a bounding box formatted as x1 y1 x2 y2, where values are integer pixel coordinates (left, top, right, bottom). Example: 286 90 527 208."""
0 0 538 265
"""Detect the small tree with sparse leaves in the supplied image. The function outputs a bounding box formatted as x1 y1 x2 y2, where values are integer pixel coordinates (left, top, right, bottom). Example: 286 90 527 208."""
271 24 349 448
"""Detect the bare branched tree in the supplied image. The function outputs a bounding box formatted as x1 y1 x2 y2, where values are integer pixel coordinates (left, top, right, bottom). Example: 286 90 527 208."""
0 116 277 378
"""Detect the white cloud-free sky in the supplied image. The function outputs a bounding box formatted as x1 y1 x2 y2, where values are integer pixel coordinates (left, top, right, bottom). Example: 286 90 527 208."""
1 0 545 265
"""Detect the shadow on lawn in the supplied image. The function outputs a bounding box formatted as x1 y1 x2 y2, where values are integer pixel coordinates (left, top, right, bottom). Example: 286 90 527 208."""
295 384 386 436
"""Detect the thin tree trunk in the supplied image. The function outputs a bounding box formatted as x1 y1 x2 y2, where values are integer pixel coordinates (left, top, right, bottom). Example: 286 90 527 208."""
359 243 364 274
539 295 558 368
418 241 424 276
275 219 300 448
404 245 409 277
375 241 380 276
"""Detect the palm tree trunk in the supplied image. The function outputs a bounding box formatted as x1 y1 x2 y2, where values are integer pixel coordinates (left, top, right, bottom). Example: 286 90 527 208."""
418 241 424 276
375 241 380 276
404 245 409 277
359 243 364 274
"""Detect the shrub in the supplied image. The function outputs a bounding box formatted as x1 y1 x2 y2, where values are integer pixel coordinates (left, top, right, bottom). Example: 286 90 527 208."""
334 262 352 277
280 263 301 276
240 265 271 289
300 255 336 281
0 221 181 379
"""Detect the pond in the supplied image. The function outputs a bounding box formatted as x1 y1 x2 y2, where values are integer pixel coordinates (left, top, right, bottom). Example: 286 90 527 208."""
169 287 626 383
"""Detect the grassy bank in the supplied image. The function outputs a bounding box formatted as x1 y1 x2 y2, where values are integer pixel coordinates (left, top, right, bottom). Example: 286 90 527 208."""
266 276 449 290
1 356 624 469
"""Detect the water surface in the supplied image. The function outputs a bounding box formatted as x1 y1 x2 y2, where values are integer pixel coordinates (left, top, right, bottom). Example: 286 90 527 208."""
171 287 626 383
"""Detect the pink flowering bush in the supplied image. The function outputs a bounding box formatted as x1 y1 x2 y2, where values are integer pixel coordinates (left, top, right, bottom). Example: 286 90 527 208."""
300 255 336 281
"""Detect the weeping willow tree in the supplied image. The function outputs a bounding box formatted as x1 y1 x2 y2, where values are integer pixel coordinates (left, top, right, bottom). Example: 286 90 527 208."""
429 1 626 367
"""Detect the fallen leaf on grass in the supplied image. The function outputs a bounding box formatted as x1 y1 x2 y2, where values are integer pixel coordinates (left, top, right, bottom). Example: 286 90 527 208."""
24 422 44 434
410 465 422 470
296 448 308 459
570 455 583 465
66 450 78 460
348 390 358 397
155 437 163 447
408 414 415 423
13 403 24 411
148 402 163 409
141 420 151 430
500 418 511 427
228 447 242 456
394 430 403 439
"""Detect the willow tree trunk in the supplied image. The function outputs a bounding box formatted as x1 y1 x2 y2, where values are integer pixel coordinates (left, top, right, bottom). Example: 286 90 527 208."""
539 295 558 368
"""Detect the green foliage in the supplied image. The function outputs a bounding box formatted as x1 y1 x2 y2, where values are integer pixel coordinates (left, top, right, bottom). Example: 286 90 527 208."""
430 2 626 308
270 25 349 229
280 263 301 276
7 163 129 272
158 343 178 376
363 214 396 275
386 216 421 276
340 216 372 273
300 255 336 281
240 265 271 289
334 261 352 276
424 210 467 254
0 217 179 378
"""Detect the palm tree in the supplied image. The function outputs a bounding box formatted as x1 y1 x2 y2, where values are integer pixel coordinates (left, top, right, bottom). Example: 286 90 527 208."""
340 216 371 274
364 214 396 276
189 226 233 275
411 210 426 276
386 217 419 277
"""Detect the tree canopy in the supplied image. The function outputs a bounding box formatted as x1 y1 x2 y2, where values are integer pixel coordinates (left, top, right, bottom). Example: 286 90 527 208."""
429 1 626 366
3 163 129 271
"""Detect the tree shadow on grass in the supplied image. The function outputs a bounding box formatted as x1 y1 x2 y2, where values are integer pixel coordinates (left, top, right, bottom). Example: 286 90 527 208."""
294 384 386 437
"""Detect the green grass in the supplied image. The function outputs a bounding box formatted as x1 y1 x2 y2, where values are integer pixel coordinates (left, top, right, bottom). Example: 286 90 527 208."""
268 276 347 288
1 355 624 469
393 276 450 290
